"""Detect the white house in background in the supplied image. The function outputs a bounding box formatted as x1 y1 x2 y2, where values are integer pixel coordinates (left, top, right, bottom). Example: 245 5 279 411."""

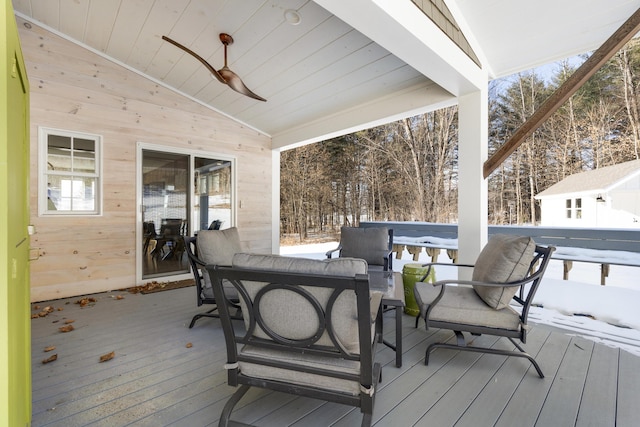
535 159 640 228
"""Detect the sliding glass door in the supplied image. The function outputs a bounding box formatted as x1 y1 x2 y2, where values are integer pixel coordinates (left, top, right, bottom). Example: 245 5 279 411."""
140 148 234 280
194 157 232 233
141 150 189 278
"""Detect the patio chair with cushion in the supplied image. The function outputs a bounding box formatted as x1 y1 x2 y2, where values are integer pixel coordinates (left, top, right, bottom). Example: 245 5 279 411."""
184 227 243 328
414 234 555 378
326 226 394 271
206 253 383 427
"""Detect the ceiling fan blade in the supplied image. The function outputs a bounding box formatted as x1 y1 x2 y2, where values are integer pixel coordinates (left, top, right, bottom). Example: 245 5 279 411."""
162 35 226 84
219 67 267 102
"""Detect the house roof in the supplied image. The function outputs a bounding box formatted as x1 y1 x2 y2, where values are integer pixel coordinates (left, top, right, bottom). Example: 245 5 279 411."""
11 0 640 150
536 159 640 198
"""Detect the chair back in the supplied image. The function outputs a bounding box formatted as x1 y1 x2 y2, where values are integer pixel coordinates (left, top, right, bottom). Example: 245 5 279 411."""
338 226 393 270
184 228 242 305
160 218 183 237
206 254 381 415
184 236 210 305
515 244 555 325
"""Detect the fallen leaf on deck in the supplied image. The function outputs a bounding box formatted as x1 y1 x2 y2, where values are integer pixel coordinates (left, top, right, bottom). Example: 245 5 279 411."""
59 324 74 333
75 297 97 307
34 306 55 318
186 342 193 348
115 295 125 300
44 345 56 352
99 351 115 363
42 354 57 364
64 319 75 324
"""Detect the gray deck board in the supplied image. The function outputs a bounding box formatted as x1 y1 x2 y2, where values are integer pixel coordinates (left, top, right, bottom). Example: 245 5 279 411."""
575 343 619 427
494 330 572 427
30 286 640 427
617 349 640 427
453 327 551 427
535 336 594 426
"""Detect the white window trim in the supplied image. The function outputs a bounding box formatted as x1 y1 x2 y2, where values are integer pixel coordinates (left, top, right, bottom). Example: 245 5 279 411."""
38 126 103 216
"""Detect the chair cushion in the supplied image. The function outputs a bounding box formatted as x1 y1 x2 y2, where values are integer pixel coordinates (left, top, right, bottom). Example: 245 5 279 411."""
197 227 241 266
339 226 389 266
200 269 239 301
472 234 536 309
238 345 362 395
414 283 521 330
232 253 375 353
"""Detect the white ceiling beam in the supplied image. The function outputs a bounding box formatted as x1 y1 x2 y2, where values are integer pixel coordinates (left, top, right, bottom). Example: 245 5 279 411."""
314 0 487 96
271 82 455 150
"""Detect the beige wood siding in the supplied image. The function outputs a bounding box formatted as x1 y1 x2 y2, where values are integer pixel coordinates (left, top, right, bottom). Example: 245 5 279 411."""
18 18 273 302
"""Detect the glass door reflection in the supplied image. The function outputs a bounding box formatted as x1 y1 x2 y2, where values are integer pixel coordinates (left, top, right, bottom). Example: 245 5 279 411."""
194 157 232 234
142 150 189 278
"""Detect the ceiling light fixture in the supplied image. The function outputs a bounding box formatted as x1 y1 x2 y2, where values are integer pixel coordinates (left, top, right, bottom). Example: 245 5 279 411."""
284 9 301 25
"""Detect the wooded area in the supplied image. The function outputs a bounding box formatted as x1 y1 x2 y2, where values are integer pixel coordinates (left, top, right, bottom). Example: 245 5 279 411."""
280 39 640 239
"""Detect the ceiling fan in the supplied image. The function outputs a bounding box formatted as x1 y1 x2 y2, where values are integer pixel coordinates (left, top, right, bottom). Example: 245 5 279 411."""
162 33 266 102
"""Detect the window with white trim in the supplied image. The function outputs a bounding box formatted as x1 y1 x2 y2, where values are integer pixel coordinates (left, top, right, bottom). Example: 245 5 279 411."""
575 198 582 219
565 198 582 220
40 128 102 215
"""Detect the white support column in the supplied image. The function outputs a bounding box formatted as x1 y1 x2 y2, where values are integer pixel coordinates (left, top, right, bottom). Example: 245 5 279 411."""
457 87 488 273
271 149 281 255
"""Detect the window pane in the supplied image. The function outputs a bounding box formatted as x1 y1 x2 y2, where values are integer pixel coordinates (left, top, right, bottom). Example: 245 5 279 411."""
48 135 72 172
575 198 581 208
565 199 571 208
48 175 96 212
73 138 96 173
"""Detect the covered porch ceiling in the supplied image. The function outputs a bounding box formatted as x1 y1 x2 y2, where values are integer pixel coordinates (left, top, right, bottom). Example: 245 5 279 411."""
12 0 640 150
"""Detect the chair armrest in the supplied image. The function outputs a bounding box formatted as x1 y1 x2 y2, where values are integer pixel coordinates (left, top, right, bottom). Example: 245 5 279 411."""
416 262 473 282
420 262 475 269
325 245 342 258
430 279 523 288
186 249 206 268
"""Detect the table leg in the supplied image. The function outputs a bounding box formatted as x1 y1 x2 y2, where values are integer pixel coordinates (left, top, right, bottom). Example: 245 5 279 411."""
395 305 402 367
376 305 383 343
381 305 403 368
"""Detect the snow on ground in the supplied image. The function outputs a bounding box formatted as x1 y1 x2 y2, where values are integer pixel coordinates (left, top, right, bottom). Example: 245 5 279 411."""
280 241 640 357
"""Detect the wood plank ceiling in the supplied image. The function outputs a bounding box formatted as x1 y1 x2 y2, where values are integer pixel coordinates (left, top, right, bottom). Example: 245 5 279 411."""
12 0 439 146
11 0 640 149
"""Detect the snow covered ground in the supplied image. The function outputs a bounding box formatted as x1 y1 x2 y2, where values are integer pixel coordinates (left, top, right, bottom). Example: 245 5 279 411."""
280 241 640 357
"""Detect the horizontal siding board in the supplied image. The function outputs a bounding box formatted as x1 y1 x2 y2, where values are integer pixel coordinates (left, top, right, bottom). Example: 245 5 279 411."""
19 18 272 301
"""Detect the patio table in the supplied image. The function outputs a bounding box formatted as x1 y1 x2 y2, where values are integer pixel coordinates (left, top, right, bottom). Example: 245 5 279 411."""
369 271 405 367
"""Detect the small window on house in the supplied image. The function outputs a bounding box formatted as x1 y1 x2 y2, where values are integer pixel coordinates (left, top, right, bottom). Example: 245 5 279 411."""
566 199 572 219
40 127 102 215
575 198 582 219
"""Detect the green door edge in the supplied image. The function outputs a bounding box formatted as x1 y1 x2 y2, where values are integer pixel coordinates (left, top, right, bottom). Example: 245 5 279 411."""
1 0 32 425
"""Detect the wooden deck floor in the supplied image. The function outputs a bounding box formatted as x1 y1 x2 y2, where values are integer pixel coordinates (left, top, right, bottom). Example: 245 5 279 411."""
30 286 640 427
